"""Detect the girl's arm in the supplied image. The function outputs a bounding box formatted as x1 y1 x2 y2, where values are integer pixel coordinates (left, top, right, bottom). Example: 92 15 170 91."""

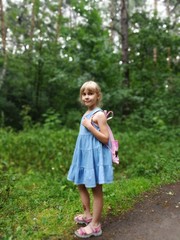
82 112 109 145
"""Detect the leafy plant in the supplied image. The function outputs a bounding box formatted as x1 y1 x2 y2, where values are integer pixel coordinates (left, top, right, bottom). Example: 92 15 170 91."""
0 127 179 239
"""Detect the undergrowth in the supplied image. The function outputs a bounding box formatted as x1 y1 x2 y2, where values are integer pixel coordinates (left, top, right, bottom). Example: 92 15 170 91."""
0 127 179 239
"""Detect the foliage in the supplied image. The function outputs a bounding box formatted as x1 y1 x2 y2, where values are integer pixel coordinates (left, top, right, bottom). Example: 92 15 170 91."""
0 1 179 130
119 128 180 180
0 127 179 239
0 127 77 175
0 1 179 239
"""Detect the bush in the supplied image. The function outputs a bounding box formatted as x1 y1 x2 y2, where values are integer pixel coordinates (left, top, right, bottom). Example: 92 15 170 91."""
118 128 180 181
0 127 77 175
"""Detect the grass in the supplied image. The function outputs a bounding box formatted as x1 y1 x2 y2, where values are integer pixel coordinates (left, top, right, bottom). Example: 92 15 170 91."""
0 127 179 239
1 172 158 240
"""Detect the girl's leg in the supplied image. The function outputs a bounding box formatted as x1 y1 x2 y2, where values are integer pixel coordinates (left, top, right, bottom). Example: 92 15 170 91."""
91 184 103 226
77 184 92 219
75 184 103 236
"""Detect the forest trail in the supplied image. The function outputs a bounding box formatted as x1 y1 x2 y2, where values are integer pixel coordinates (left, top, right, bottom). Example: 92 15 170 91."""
74 182 180 240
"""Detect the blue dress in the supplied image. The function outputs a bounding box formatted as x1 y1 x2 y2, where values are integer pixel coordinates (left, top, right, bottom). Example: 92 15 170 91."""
67 107 113 188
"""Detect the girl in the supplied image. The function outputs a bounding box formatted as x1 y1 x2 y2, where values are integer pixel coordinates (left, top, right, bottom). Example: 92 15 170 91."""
67 81 113 238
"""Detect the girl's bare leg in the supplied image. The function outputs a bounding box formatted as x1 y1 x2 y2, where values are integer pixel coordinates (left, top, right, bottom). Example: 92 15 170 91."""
91 184 103 226
75 184 103 235
78 184 92 219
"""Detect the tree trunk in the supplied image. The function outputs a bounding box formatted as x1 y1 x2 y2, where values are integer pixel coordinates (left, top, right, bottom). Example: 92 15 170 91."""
166 0 171 68
30 0 35 40
166 0 170 17
29 0 43 112
109 0 116 42
120 0 129 88
154 0 157 14
153 47 157 63
0 0 7 88
153 0 157 64
56 0 63 42
0 0 6 54
35 42 43 111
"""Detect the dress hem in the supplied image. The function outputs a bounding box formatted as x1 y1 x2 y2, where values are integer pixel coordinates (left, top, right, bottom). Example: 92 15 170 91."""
67 177 113 188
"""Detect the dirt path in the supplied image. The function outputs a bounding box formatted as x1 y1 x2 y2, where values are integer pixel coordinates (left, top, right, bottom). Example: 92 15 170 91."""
74 182 180 240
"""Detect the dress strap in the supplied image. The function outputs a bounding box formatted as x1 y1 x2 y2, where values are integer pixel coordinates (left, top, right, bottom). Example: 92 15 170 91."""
89 107 102 117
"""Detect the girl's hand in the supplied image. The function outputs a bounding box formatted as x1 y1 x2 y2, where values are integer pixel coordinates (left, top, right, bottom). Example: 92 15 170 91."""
82 112 109 145
82 117 92 130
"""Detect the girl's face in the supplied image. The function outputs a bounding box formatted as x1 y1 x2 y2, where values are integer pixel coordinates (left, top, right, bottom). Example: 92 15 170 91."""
81 88 99 110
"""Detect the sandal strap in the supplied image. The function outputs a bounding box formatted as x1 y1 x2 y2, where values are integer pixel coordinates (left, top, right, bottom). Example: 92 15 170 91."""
75 214 92 222
78 227 87 236
89 223 101 233
75 224 102 238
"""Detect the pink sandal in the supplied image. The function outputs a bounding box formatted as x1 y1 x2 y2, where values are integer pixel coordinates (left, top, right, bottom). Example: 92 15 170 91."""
74 214 92 225
75 223 102 238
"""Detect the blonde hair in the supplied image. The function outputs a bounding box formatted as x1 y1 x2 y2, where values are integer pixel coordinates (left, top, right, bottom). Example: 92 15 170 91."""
80 81 102 106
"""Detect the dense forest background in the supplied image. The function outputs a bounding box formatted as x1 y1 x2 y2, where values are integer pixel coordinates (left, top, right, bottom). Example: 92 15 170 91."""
0 0 179 130
0 1 180 239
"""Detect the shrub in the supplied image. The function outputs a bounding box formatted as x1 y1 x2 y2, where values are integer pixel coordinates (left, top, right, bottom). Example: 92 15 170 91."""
0 127 77 175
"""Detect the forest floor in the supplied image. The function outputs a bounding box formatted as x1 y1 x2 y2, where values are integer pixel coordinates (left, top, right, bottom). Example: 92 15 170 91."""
73 182 180 240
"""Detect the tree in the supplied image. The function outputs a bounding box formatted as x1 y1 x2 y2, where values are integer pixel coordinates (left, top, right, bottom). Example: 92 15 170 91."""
0 0 179 129
56 0 63 42
120 0 129 88
0 0 7 89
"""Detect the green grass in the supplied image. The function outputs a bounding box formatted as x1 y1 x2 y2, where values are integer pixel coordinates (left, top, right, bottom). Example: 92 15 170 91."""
0 172 157 240
0 127 179 239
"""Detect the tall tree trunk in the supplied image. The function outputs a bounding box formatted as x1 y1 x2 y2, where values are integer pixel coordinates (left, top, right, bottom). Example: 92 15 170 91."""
154 0 157 14
35 42 43 112
30 0 36 48
0 0 6 54
29 0 43 112
109 0 116 42
120 0 129 88
153 0 157 64
30 0 35 40
56 0 63 42
0 0 7 89
153 47 157 63
166 0 171 68
166 0 170 17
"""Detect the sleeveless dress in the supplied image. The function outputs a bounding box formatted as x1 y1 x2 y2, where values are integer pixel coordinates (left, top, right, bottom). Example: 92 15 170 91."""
67 107 113 188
